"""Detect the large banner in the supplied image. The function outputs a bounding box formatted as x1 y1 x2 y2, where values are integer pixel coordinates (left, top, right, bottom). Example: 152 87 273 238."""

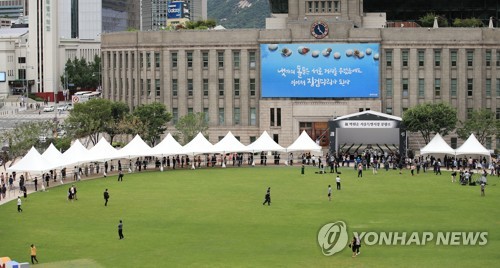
167 2 183 19
261 43 380 98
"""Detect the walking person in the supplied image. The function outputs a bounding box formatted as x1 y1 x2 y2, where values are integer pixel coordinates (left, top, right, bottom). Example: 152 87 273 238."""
336 175 341 190
262 187 271 206
34 176 38 191
301 164 305 176
357 163 363 178
118 220 124 239
30 244 39 264
104 189 110 206
17 196 23 212
117 170 124 182
328 185 332 201
481 182 485 196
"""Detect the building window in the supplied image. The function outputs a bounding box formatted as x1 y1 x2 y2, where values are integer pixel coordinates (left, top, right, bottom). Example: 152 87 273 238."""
187 52 193 68
270 108 275 126
451 78 457 97
402 50 409 67
219 108 224 125
233 51 240 69
250 136 256 143
171 52 178 68
497 79 500 96
451 137 458 149
114 53 117 68
333 0 340 12
434 50 441 67
250 107 256 126
147 79 151 96
418 50 424 67
140 79 144 96
132 78 135 97
172 79 178 97
385 107 393 115
418 78 425 97
277 108 281 127
187 79 193 97
385 50 392 67
155 79 160 96
125 53 129 69
146 52 151 68
234 107 240 125
327 1 332 12
467 108 473 119
307 1 313 12
249 51 256 68
188 108 193 114
486 50 492 67
131 52 135 69
385 78 393 97
250 78 256 96
202 52 209 68
218 79 224 96
486 137 492 149
497 108 500 120
497 51 500 67
218 51 224 68
273 134 279 144
467 50 474 67
467 78 473 96
450 50 457 67
203 108 209 123
486 79 492 97
234 79 240 96
173 108 178 124
434 78 441 97
155 52 160 69
203 79 209 96
18 57 26 64
402 79 409 97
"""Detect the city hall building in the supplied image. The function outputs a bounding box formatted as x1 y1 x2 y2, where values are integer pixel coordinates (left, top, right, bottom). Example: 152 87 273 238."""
101 0 500 151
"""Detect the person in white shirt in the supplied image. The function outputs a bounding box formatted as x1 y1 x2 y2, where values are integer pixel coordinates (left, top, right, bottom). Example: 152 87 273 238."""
17 196 23 212
328 185 332 201
336 175 341 190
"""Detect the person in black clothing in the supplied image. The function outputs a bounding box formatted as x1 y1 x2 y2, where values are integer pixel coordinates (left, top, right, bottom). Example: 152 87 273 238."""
34 177 38 191
118 220 124 239
262 187 271 206
118 170 124 181
45 173 50 187
104 189 110 206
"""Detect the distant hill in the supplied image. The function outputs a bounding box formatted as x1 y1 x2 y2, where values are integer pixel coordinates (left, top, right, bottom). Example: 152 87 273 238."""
208 0 271 29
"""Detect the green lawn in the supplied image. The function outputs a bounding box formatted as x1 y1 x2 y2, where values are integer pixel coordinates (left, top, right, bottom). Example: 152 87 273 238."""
0 165 498 267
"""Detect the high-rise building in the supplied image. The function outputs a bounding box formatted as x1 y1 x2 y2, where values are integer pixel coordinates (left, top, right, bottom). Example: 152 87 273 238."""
0 0 28 18
141 0 206 31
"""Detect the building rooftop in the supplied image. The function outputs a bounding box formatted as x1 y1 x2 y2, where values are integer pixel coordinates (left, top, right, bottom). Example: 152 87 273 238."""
0 27 28 38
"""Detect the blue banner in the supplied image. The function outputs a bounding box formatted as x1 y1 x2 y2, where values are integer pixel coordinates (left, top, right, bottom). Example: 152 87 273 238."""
167 2 183 19
261 43 380 98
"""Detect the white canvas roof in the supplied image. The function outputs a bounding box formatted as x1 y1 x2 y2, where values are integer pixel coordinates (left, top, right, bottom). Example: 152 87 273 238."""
455 134 490 157
246 131 285 152
84 137 119 162
7 147 53 173
114 134 152 159
213 131 250 153
181 132 217 155
286 130 322 153
55 139 90 168
420 133 455 156
150 133 183 157
41 143 63 166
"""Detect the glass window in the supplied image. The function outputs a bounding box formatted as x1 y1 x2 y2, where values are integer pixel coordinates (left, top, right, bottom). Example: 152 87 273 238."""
467 78 473 96
203 52 209 68
434 78 441 97
155 79 160 96
486 50 492 66
250 136 256 143
277 108 281 127
497 51 500 67
327 1 332 12
155 52 160 68
140 79 144 96
486 79 492 97
497 108 500 120
402 79 409 97
467 50 474 67
385 107 393 115
451 78 457 97
203 108 209 123
203 79 209 97
172 79 178 97
249 51 256 68
497 79 500 96
138 52 142 68
307 1 313 12
146 52 151 68
233 51 240 69
434 50 441 67
467 108 473 119
125 53 129 69
250 107 256 126
385 50 392 67
173 108 178 124
218 51 224 68
450 50 457 67
187 52 193 68
402 50 409 67
486 137 492 149
386 78 393 97
250 78 256 96
188 108 193 114
234 107 240 125
418 78 425 97
171 52 177 68
147 79 151 96
219 108 224 125
451 137 458 149
234 79 240 96
270 108 275 127
131 52 135 69
218 79 224 96
418 50 424 67
188 79 193 96
334 0 340 12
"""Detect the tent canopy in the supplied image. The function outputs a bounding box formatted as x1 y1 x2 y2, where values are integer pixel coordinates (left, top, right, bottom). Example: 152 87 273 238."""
247 131 285 152
420 133 455 156
7 147 53 173
455 134 490 157
84 137 119 162
54 139 90 168
286 130 322 153
150 133 183 157
41 143 63 166
181 132 217 155
114 134 152 159
213 131 250 153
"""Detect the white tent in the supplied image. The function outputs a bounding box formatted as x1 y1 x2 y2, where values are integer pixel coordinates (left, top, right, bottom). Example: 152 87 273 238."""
455 134 490 157
149 133 183 157
114 135 152 159
181 132 217 156
7 147 53 173
246 131 285 152
286 130 322 153
420 133 455 156
41 143 63 166
213 131 250 153
84 137 119 162
54 139 90 168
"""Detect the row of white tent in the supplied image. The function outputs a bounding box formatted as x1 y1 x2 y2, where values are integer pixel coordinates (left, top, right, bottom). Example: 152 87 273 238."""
420 133 490 157
8 131 322 173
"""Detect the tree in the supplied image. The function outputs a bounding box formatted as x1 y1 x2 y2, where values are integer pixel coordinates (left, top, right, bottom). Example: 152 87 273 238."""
64 98 114 145
103 102 130 144
419 13 448 27
175 112 209 144
402 103 457 144
452 18 484 28
60 55 101 90
130 103 172 146
456 109 498 144
0 120 57 165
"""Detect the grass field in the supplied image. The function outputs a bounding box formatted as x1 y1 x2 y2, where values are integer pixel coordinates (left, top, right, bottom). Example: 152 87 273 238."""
0 165 498 267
